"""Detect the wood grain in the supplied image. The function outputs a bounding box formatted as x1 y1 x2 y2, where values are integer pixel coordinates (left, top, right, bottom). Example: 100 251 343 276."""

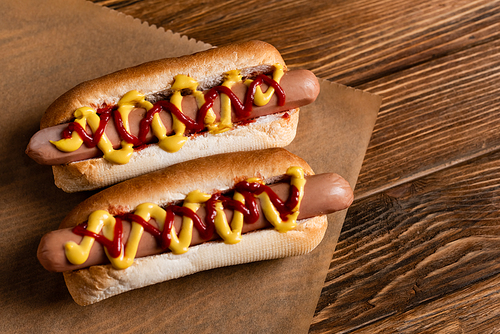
311 150 500 333
353 272 500 333
92 0 500 86
355 37 500 199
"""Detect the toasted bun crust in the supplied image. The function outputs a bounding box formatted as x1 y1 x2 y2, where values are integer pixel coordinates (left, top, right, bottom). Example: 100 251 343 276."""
41 40 295 192
40 40 285 129
60 148 327 305
53 109 299 193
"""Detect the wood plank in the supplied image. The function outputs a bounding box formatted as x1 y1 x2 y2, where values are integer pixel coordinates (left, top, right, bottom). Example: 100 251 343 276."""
92 0 500 86
348 272 500 333
310 149 500 333
355 37 500 198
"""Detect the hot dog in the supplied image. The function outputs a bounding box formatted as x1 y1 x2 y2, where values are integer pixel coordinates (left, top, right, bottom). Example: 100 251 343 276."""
26 41 321 193
38 172 349 272
37 148 353 306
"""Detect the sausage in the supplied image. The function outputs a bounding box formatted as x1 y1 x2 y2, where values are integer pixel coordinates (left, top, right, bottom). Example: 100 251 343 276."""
37 173 353 272
26 70 320 166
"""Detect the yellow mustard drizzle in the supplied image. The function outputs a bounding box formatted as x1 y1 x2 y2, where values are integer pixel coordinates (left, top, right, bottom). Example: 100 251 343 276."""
64 209 115 266
64 166 305 269
211 190 245 244
49 108 90 152
155 75 192 152
208 70 242 134
51 64 285 164
255 166 305 233
168 190 211 254
50 106 135 164
245 63 285 106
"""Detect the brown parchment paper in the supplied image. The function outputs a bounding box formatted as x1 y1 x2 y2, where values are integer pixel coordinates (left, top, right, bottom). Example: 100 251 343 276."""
0 0 381 333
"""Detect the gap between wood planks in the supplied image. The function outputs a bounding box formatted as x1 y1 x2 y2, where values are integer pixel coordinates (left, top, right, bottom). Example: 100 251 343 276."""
354 144 500 202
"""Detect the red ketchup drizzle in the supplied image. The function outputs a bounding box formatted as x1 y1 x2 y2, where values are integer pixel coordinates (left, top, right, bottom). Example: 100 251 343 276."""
62 106 114 148
61 73 285 147
234 182 300 221
72 219 124 258
71 180 299 259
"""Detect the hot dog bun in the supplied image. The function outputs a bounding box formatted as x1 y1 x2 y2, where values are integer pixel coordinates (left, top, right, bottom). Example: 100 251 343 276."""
59 148 330 306
40 41 285 128
51 110 298 193
39 40 303 193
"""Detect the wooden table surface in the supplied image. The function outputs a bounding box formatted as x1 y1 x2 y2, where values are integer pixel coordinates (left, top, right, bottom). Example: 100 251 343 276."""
91 1 500 332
